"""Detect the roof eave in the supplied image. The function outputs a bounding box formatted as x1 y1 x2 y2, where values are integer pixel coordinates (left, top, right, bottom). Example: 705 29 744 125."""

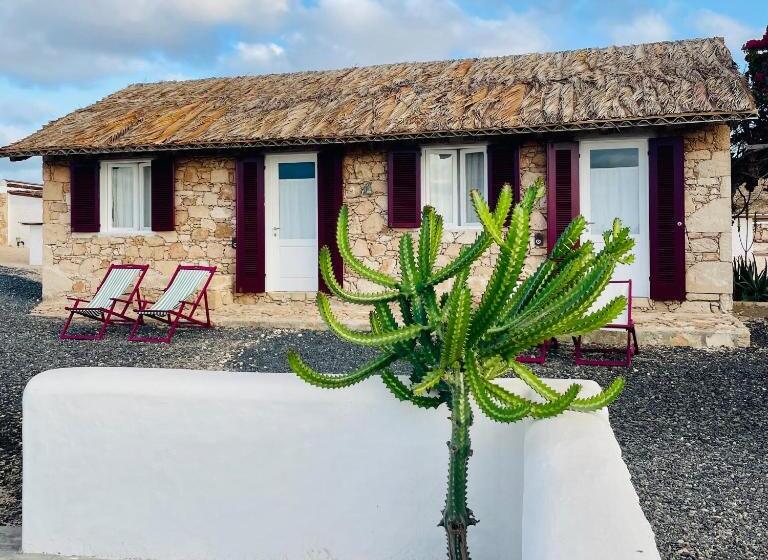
0 110 757 159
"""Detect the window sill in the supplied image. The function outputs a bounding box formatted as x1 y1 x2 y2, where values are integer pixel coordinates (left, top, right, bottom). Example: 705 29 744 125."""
81 230 157 237
443 225 483 232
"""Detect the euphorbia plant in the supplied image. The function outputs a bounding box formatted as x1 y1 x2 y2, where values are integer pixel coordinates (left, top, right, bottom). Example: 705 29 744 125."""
288 179 633 560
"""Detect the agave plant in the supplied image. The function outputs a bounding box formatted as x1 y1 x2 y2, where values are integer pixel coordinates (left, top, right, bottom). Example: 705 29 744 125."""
733 254 768 301
288 179 634 560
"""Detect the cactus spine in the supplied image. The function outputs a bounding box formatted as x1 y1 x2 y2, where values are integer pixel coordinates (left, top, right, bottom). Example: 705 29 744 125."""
288 179 634 559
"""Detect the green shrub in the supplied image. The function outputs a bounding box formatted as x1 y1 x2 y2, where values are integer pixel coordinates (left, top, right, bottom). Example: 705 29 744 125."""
288 180 633 560
734 254 768 301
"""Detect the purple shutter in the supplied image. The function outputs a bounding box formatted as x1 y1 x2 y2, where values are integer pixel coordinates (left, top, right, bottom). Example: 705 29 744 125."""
236 156 265 293
317 148 345 293
387 148 421 228
488 143 520 206
151 157 175 231
70 160 100 233
546 143 579 253
649 137 685 300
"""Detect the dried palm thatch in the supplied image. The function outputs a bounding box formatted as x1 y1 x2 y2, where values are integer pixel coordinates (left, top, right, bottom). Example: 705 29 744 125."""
0 37 757 158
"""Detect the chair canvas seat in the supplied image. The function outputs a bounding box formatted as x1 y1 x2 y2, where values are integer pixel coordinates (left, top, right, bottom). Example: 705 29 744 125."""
128 265 216 343
60 264 148 341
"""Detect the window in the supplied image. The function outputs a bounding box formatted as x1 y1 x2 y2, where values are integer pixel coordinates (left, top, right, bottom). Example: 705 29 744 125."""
588 147 640 234
101 161 152 232
423 147 487 227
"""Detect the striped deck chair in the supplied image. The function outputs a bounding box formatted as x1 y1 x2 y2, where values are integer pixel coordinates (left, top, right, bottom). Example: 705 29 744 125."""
128 265 216 343
60 264 149 341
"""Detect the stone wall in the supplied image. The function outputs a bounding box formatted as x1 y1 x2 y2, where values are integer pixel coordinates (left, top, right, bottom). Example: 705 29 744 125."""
342 142 547 297
41 157 237 307
680 123 733 312
40 123 733 313
0 191 7 246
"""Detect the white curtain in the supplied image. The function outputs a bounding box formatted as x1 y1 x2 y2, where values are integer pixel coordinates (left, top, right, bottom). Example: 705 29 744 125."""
111 167 134 229
141 165 152 230
464 152 484 225
279 178 316 239
590 166 640 235
427 153 455 224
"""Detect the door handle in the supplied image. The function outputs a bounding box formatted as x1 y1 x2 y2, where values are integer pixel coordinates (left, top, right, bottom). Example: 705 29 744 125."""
677 221 683 227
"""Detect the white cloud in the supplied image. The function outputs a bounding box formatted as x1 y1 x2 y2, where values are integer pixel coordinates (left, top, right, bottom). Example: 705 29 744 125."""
0 124 33 147
692 9 757 56
231 42 286 64
0 0 289 84
265 0 549 72
609 11 672 45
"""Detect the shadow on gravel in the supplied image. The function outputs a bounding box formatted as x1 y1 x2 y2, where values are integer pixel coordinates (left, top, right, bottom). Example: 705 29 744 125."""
0 267 766 560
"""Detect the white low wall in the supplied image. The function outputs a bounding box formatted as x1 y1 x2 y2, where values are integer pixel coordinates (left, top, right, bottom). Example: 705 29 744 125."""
23 368 659 560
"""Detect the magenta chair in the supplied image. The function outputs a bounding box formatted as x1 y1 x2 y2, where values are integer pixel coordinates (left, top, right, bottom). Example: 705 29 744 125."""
573 280 639 367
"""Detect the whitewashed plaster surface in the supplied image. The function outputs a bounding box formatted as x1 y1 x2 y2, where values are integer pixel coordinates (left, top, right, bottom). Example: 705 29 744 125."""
23 368 659 560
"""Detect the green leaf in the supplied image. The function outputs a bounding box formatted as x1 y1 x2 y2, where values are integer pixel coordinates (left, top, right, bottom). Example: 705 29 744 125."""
381 370 443 409
492 183 514 225
471 189 505 245
399 233 418 292
288 350 396 389
413 368 445 394
317 293 425 347
466 353 532 423
440 274 473 369
319 247 399 304
529 383 581 419
336 206 398 289
418 207 440 282
550 215 587 260
429 232 492 286
569 377 625 411
509 360 621 412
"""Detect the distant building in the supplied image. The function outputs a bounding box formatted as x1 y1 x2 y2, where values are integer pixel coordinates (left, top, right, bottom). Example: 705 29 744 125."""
0 179 43 247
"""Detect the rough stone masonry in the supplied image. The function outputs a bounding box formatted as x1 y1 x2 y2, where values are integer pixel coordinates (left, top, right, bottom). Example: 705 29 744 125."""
40 123 732 313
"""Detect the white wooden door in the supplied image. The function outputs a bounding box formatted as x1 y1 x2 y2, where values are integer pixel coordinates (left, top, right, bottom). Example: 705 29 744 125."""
265 154 318 292
579 139 650 297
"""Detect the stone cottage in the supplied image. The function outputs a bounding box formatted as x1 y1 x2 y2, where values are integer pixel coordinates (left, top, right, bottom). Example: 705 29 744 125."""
0 37 757 340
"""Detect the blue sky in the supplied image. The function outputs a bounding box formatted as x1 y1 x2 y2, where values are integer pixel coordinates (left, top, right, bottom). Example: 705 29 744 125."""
1 0 765 183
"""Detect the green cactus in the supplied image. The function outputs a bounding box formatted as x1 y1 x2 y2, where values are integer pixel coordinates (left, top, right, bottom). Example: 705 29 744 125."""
288 179 634 560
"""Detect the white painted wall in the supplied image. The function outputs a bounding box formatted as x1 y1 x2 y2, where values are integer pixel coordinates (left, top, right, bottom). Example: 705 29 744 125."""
6 192 42 247
733 217 768 269
23 368 659 560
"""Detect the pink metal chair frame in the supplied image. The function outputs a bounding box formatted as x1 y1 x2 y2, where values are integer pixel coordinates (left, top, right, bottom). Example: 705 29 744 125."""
516 340 553 364
128 265 216 343
573 280 639 367
60 263 149 341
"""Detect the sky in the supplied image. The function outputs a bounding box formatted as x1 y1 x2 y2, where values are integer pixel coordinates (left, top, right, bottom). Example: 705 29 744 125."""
0 0 765 183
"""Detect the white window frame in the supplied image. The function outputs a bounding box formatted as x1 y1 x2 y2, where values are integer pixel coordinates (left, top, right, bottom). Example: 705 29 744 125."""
421 144 488 229
99 159 152 234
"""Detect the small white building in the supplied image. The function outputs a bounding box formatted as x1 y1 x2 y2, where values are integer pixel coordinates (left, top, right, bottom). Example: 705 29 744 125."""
0 179 43 248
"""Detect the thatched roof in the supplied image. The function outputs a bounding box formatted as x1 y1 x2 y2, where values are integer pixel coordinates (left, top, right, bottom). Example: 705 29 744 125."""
0 37 756 158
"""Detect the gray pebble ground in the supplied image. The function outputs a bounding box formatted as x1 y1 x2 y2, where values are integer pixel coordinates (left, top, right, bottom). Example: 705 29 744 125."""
0 266 766 560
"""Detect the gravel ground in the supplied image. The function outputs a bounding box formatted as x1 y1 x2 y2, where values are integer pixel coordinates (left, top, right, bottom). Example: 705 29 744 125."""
0 266 766 559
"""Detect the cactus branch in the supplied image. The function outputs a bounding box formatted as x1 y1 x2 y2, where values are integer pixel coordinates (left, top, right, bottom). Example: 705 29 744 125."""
289 180 633 560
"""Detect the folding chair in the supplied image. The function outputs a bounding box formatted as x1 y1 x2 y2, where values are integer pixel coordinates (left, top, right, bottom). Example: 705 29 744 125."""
573 280 639 367
516 340 552 364
60 264 149 341
128 265 216 343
